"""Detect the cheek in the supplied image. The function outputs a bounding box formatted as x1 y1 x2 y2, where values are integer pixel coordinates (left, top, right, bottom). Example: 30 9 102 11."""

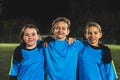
85 34 88 38
52 30 57 35
23 36 27 40
34 36 39 40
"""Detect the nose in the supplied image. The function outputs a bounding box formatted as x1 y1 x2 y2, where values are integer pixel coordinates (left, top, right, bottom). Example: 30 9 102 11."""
58 28 62 32
90 33 95 37
91 33 94 36
28 35 32 38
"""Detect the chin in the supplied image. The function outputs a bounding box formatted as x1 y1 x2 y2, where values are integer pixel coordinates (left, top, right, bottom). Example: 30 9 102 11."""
89 41 95 44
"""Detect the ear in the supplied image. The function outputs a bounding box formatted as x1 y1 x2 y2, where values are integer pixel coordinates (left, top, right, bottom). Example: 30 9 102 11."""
100 33 103 38
67 29 70 35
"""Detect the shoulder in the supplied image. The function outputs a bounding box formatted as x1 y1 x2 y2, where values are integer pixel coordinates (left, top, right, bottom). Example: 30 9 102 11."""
99 44 111 51
71 39 85 48
81 40 89 46
73 39 82 44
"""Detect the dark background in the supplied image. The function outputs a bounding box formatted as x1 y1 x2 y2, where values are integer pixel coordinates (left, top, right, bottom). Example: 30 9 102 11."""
0 0 120 44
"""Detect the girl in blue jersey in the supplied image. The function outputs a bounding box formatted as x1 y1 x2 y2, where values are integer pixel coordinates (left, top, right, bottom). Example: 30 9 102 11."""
9 24 45 80
44 17 84 80
78 22 118 80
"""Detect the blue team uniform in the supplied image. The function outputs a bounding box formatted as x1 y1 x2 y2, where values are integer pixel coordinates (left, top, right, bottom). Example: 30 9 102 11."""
78 41 118 80
9 47 45 80
44 40 84 80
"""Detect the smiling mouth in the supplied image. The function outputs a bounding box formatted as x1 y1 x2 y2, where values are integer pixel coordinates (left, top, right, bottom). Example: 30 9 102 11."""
57 33 64 35
28 40 34 42
89 38 96 41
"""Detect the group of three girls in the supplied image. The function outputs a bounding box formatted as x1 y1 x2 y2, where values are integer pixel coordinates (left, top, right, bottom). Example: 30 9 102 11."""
9 17 118 80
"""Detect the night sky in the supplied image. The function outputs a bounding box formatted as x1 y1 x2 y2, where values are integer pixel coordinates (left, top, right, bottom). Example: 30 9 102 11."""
2 0 120 18
2 0 69 33
2 0 120 20
2 0 120 34
2 0 68 19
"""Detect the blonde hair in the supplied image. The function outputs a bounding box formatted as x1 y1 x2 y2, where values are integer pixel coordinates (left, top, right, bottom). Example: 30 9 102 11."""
85 22 102 33
51 17 71 33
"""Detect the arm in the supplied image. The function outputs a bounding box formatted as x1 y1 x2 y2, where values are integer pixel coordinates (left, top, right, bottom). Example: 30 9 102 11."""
9 56 20 80
43 36 55 47
66 37 76 45
105 60 118 80
9 45 23 80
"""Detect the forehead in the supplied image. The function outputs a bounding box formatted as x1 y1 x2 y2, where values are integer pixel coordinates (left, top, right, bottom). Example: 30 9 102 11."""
86 26 100 31
55 21 68 27
24 28 37 33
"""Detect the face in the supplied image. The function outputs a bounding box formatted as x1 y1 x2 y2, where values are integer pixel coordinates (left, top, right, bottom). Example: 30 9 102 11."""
52 21 70 40
23 28 39 49
85 26 102 46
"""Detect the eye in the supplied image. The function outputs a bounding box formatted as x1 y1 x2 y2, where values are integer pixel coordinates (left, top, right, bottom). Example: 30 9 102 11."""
24 33 29 36
87 32 92 35
32 33 36 36
56 27 59 29
62 27 67 30
54 27 59 30
94 32 99 34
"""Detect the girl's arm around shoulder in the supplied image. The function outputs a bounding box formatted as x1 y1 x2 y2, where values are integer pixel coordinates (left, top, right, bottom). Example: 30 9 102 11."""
42 36 55 48
71 39 85 51
66 37 86 51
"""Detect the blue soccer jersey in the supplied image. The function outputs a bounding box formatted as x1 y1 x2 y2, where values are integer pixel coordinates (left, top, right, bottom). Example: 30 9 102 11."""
78 42 118 80
44 39 84 80
9 47 45 80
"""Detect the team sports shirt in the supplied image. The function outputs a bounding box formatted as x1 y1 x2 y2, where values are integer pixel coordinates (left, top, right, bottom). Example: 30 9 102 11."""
9 47 45 80
44 39 84 80
79 42 118 80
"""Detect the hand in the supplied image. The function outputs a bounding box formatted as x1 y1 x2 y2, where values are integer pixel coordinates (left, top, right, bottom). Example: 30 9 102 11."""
44 42 48 47
66 37 76 45
43 36 54 47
